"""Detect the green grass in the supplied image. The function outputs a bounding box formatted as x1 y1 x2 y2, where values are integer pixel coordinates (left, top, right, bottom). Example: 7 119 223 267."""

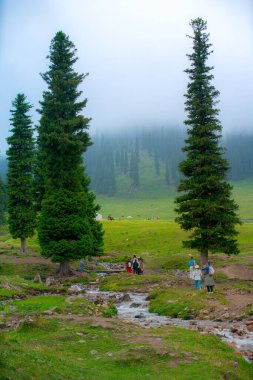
97 178 253 221
0 317 252 380
0 213 252 378
0 295 66 315
149 288 228 319
102 221 253 267
100 273 162 291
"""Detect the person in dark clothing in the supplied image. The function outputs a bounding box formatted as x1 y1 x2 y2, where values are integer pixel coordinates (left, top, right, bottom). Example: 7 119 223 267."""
202 263 215 293
132 255 139 274
138 257 144 274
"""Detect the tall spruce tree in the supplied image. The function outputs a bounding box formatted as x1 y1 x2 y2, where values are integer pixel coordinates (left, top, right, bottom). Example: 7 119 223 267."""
175 18 240 265
0 176 6 225
38 31 103 275
6 94 36 253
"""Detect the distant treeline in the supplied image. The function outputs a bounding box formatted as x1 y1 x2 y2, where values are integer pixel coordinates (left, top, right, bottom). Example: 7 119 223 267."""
85 128 253 196
1 128 253 197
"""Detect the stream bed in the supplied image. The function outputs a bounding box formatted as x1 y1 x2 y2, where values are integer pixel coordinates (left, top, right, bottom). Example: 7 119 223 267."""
71 284 253 362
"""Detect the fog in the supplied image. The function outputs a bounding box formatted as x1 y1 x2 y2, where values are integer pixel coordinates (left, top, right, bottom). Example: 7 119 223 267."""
0 0 253 153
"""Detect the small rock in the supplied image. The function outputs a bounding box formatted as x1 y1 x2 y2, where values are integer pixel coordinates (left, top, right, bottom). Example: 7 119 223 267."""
79 340 85 343
135 313 145 319
90 350 98 355
120 294 131 302
66 296 76 304
43 310 53 316
33 273 42 284
76 332 84 336
130 303 141 308
202 310 209 315
45 277 56 286
221 313 230 319
223 371 238 380
184 315 195 320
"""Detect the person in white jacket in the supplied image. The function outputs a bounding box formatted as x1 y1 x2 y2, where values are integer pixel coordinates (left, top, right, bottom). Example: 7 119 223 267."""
192 264 202 290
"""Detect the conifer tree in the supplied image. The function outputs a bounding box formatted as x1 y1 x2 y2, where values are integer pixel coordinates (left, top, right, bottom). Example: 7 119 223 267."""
175 18 240 265
6 94 36 253
0 176 6 225
129 139 140 188
37 31 103 275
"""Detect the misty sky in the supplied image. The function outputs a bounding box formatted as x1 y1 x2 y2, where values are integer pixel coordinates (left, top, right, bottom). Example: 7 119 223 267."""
0 0 253 153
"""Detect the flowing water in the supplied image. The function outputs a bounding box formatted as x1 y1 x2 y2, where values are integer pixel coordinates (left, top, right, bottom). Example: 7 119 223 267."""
70 283 253 362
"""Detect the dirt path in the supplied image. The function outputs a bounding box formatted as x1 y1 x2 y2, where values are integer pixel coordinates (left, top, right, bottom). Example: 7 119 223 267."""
217 264 253 280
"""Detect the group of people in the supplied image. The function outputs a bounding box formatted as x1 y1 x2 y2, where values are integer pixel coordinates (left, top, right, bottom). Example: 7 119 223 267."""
126 255 144 275
188 256 215 293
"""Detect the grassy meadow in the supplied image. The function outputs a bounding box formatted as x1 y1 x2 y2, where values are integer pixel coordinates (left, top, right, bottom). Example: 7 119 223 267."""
96 178 253 221
0 179 253 379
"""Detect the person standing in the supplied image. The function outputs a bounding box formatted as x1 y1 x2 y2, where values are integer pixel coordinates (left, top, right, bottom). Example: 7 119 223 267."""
80 260 85 271
202 262 215 293
188 256 195 279
132 255 139 274
192 264 202 290
138 257 144 275
126 258 132 273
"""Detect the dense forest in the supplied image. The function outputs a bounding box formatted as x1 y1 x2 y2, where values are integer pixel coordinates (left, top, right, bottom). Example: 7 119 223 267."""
1 128 253 197
85 128 253 196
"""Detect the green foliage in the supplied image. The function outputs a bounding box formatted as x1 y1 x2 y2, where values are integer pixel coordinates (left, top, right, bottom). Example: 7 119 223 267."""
39 189 94 262
101 303 118 317
245 303 253 316
0 175 6 224
175 18 240 256
6 94 36 248
37 31 103 266
87 128 253 197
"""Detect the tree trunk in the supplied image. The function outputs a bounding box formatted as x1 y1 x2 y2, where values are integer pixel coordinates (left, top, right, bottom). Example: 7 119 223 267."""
21 237 28 254
200 251 208 267
57 262 74 276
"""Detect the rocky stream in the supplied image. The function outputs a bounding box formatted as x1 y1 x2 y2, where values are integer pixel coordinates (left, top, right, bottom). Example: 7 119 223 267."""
70 282 253 363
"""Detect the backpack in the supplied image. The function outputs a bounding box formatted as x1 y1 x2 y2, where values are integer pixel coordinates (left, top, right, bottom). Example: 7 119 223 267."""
209 266 214 275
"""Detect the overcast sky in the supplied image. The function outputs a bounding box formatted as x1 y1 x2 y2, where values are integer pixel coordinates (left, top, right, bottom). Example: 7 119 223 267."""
0 0 253 153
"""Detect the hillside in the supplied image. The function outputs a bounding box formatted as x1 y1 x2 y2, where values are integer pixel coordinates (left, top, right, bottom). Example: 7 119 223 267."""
96 177 253 221
85 129 253 199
